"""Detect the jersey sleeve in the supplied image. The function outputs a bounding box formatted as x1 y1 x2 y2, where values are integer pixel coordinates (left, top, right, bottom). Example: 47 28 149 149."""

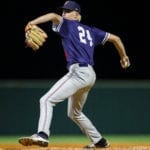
92 27 110 46
52 17 64 32
52 18 70 37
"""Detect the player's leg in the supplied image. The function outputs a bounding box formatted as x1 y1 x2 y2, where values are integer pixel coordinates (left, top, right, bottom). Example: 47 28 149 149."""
66 64 101 143
67 89 110 148
67 87 102 143
18 73 81 147
37 73 80 136
67 65 109 148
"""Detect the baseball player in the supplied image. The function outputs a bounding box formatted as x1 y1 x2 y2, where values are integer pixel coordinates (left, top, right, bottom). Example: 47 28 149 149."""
18 0 130 148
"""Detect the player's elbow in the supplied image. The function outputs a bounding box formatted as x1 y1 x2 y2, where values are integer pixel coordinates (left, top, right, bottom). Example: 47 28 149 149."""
47 12 62 24
108 34 121 44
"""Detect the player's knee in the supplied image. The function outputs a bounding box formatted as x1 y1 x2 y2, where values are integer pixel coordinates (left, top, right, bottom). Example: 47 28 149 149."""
39 96 46 104
67 112 73 119
40 96 56 107
68 111 81 121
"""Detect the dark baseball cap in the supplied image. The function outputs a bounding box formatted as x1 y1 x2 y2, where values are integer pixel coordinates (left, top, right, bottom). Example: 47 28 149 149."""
60 1 81 13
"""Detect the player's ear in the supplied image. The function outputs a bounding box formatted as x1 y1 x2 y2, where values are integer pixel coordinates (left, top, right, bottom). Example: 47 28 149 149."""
75 12 81 21
78 14 81 21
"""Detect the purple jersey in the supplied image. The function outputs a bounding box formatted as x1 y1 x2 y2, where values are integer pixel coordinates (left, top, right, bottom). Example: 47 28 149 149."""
52 18 109 68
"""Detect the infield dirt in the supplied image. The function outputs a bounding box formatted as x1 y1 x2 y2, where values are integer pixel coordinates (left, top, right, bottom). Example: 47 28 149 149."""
0 143 150 150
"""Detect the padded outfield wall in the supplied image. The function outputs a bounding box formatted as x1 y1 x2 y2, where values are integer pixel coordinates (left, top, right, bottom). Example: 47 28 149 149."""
0 80 150 135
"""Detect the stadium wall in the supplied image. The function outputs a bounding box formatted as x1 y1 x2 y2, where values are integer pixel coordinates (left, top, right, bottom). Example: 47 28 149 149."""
0 80 150 135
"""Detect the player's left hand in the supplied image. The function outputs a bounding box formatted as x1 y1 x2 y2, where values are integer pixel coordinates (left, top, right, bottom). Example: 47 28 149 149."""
120 56 130 69
25 24 48 51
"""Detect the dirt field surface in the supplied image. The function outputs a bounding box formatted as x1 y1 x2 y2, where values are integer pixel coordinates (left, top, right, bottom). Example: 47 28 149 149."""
0 143 150 150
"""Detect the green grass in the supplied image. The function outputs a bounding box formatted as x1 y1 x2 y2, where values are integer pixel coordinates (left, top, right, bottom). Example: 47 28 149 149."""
0 134 150 144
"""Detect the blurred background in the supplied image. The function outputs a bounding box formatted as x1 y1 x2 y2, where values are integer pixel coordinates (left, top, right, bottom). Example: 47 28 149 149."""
0 0 149 80
0 0 150 136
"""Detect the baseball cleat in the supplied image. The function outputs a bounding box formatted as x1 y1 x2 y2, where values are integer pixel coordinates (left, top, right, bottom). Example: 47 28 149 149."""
18 134 49 147
83 137 110 149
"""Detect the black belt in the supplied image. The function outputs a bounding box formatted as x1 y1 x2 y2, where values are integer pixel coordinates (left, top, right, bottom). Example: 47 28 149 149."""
79 63 88 67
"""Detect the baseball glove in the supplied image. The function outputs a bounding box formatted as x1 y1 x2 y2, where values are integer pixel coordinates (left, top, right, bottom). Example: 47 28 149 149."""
25 25 48 51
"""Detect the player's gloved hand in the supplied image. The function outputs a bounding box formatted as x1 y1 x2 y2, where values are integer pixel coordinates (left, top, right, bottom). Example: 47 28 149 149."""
25 24 48 51
120 56 130 69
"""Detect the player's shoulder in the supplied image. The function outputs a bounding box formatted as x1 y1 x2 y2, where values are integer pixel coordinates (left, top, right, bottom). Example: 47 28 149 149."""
81 23 98 33
62 18 97 31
